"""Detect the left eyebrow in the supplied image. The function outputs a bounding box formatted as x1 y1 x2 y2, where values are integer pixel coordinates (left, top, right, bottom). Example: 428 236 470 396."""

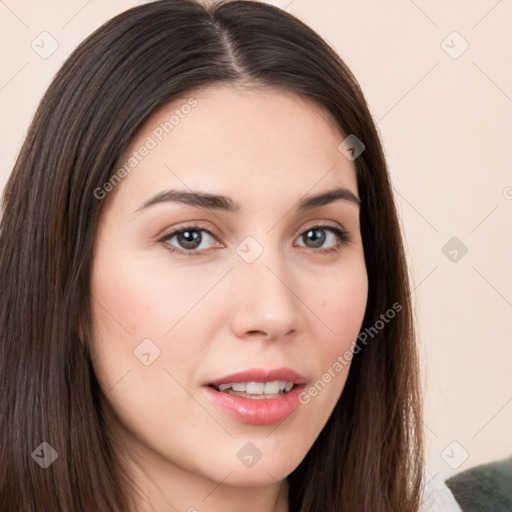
134 185 360 214
297 186 360 211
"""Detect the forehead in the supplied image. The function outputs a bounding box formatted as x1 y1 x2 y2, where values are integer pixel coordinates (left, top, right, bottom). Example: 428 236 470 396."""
107 85 357 212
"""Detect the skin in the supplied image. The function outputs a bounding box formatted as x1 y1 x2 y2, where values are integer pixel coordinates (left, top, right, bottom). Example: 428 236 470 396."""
89 84 368 512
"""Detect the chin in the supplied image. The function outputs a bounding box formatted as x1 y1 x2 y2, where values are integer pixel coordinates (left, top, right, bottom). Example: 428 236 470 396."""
197 438 305 487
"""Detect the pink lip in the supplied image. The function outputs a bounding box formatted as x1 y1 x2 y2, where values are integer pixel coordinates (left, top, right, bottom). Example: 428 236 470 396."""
203 367 307 426
206 367 306 388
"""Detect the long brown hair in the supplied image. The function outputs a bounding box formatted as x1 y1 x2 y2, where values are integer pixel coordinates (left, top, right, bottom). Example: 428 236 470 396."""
0 1 423 510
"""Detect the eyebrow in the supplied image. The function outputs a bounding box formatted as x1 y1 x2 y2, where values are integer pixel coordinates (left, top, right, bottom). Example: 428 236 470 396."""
134 186 360 214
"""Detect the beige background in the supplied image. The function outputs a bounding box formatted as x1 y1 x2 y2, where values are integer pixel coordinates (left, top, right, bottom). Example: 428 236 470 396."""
1 0 511 487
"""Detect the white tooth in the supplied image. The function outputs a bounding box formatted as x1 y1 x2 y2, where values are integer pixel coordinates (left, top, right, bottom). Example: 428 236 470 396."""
284 382 294 392
246 382 265 394
263 381 281 394
279 380 287 391
231 383 247 392
218 383 233 392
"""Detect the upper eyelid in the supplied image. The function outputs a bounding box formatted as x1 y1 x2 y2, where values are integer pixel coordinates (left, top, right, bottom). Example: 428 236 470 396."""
159 221 348 248
159 220 347 239
159 222 218 242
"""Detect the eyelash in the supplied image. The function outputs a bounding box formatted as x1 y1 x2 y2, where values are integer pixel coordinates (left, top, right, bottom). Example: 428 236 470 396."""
159 222 350 257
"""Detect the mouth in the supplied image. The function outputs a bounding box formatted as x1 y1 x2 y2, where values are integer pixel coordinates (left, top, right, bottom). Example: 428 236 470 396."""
203 367 307 425
208 380 296 399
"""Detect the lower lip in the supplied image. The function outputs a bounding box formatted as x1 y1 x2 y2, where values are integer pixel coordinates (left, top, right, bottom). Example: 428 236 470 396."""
203 385 305 425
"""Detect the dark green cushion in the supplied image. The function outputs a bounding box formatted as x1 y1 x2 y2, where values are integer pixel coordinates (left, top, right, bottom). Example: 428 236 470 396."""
445 456 512 512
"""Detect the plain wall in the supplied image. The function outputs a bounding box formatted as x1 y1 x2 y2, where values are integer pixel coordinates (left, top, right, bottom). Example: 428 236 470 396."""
1 0 511 487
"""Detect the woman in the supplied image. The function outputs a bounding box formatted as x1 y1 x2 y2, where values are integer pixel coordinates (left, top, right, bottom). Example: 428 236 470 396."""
0 1 423 510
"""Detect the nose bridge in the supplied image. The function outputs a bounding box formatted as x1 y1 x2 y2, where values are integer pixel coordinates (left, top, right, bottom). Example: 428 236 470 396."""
230 234 300 339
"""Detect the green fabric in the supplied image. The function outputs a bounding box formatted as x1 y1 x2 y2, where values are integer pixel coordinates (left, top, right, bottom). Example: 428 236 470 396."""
445 456 512 512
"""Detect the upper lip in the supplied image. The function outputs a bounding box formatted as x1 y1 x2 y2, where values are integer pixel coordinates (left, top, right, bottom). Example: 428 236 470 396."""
206 367 307 388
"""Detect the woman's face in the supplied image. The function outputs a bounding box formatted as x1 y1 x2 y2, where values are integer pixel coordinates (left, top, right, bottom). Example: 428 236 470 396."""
89 85 368 494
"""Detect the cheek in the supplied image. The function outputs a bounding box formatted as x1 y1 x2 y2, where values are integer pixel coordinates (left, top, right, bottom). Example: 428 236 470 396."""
89 240 220 344
293 257 367 415
313 259 368 354
88 240 227 410
87 249 219 458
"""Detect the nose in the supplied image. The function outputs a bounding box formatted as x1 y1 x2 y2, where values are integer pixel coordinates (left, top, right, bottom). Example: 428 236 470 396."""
229 244 302 341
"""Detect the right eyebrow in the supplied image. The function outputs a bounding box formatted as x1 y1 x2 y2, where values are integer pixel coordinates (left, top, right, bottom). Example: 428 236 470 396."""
134 189 240 213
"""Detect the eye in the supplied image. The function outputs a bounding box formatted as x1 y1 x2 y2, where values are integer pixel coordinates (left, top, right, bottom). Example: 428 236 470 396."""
159 222 350 256
295 224 350 253
160 223 220 255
